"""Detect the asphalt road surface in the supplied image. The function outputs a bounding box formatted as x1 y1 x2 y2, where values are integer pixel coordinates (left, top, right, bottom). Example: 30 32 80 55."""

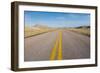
24 30 90 61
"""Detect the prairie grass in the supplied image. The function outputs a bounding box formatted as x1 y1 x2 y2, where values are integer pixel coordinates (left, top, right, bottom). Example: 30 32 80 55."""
24 26 54 38
69 28 90 36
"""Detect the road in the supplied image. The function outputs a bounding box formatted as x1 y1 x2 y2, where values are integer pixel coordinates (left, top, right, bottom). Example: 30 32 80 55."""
24 30 90 61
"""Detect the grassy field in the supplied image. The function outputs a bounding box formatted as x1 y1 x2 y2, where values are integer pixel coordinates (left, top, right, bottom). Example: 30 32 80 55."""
68 28 90 36
24 26 55 38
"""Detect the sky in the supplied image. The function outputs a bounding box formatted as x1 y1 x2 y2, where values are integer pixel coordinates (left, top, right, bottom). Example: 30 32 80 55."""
24 11 90 28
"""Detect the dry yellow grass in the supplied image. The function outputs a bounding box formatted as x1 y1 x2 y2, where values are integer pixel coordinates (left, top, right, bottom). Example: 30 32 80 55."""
24 26 54 38
68 28 90 36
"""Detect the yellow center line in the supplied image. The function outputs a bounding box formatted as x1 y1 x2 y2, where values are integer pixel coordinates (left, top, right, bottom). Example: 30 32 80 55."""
58 31 63 60
50 33 59 60
50 31 63 60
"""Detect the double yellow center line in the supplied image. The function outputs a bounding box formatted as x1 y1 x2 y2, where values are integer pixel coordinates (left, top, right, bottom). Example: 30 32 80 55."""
50 31 62 60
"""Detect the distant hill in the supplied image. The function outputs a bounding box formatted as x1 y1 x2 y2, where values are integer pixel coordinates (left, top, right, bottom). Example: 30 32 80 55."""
75 25 90 29
33 24 49 29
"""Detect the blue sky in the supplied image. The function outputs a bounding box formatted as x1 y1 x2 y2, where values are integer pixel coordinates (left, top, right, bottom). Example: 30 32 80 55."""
24 11 90 28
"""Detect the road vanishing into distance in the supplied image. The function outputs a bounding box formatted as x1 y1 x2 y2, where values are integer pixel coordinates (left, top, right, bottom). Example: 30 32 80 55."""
24 30 90 61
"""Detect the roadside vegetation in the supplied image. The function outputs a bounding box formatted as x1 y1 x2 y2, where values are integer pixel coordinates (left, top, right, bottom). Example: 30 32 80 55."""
24 24 55 38
68 26 90 36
